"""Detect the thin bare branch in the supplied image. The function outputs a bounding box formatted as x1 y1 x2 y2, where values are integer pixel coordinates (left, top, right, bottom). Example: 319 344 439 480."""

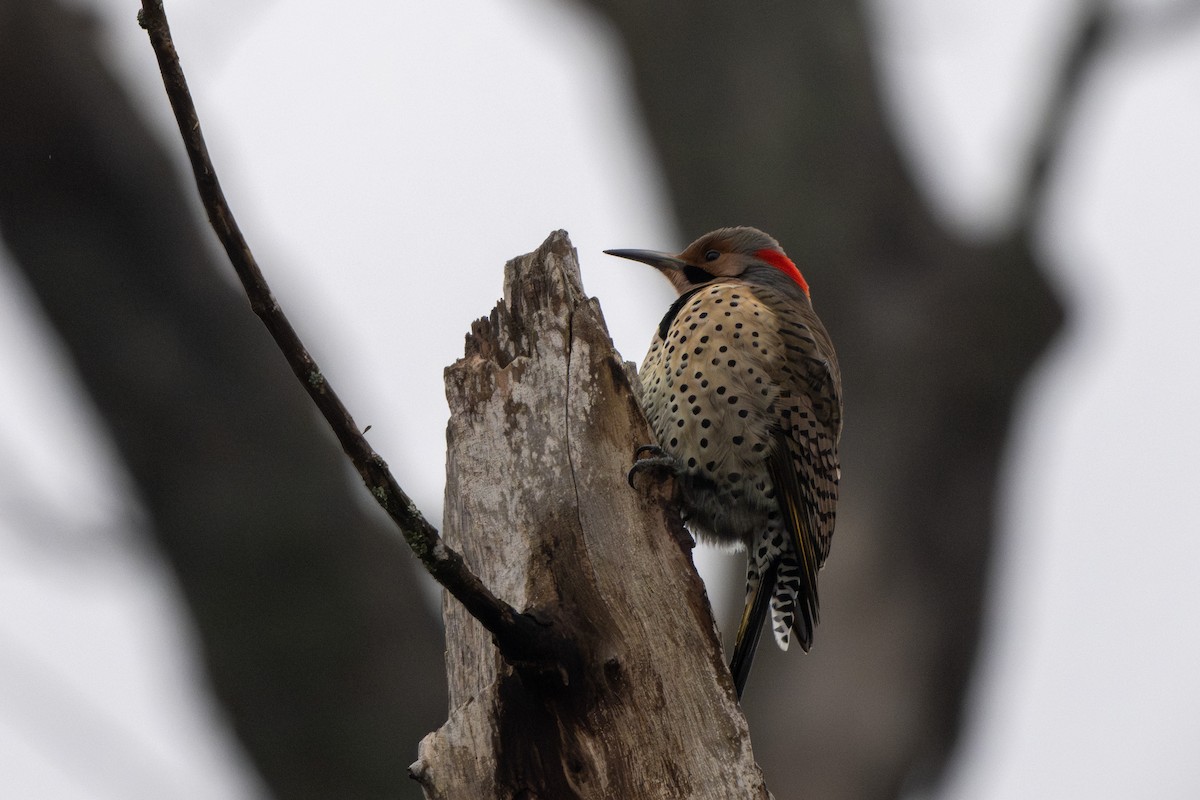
1016 0 1200 232
1015 3 1112 232
135 0 573 673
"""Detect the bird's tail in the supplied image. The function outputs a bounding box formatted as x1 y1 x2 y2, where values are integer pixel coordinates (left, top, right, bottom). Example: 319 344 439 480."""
729 560 779 699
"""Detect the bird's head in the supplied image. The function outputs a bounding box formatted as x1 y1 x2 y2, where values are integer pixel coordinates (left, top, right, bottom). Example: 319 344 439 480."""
604 226 809 297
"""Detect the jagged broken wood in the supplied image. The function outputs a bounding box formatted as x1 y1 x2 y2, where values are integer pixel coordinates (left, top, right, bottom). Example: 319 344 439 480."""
411 232 770 798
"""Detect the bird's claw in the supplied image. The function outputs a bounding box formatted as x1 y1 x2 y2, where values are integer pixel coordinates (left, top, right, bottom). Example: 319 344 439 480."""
627 444 678 488
634 443 667 461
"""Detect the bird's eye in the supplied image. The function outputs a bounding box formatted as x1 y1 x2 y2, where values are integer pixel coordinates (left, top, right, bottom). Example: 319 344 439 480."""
684 265 714 284
704 249 720 262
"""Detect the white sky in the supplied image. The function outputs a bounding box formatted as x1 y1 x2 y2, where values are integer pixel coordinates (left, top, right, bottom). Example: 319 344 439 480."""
1 0 1198 797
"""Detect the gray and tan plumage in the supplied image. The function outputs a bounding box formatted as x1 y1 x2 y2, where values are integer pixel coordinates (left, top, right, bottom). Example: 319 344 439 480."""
606 227 842 698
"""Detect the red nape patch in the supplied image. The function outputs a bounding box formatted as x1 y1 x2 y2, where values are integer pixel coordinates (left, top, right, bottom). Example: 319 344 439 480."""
755 248 809 296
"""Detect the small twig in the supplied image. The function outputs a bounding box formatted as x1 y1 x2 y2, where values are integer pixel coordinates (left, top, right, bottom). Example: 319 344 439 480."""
136 0 569 672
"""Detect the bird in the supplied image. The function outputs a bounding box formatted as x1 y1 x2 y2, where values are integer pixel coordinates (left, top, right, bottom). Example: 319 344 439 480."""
606 227 842 698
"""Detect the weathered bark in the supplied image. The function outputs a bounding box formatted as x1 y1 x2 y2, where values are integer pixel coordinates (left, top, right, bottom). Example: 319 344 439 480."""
411 231 769 799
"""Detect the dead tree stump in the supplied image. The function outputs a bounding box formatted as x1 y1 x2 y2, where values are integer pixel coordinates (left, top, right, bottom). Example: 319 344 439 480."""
411 231 771 799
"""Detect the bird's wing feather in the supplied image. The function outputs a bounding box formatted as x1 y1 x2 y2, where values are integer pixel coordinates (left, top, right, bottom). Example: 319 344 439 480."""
765 305 842 647
775 309 841 563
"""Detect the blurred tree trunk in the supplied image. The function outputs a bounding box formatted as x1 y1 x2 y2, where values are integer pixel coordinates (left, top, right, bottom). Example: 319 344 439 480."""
412 231 769 799
0 1 445 797
579 1 1063 797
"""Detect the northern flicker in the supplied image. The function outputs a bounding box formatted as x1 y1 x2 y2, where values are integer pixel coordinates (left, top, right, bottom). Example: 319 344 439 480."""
606 227 842 698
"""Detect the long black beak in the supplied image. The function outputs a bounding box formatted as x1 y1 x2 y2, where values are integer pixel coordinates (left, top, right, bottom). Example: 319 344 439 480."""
603 248 688 272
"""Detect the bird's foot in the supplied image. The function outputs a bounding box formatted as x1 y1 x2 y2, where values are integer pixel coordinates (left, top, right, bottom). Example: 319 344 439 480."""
627 444 679 488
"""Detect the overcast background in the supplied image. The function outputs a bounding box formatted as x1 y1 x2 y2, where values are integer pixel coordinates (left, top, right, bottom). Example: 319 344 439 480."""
1 0 1198 797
